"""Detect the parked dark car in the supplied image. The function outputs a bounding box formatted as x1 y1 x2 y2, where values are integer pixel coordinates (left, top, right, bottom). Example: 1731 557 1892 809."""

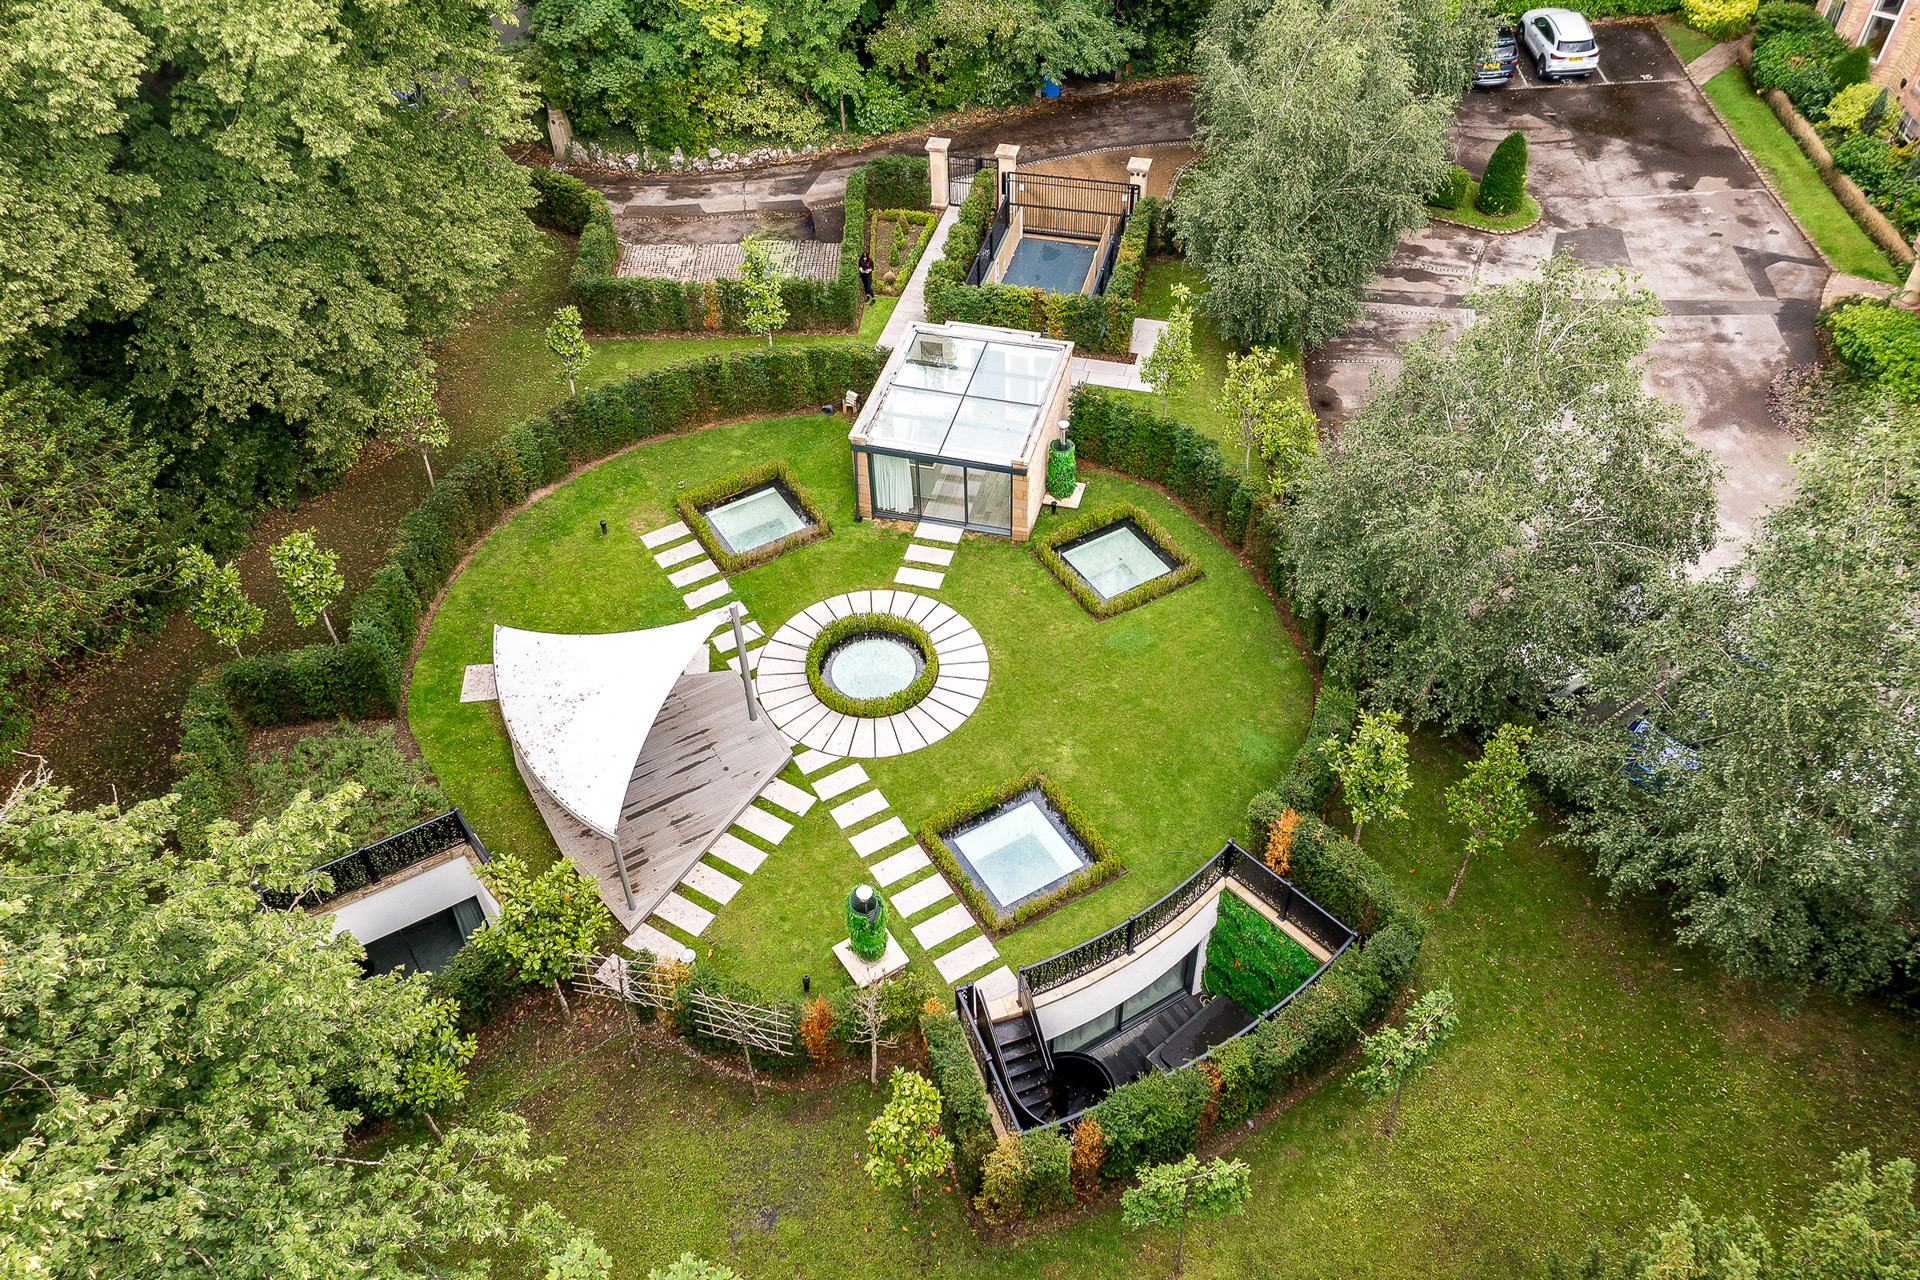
1623 717 1701 791
1475 26 1521 87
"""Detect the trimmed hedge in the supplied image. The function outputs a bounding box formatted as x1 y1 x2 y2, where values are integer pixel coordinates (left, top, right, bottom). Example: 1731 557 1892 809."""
1682 0 1757 38
922 1007 996 1195
974 1128 1073 1224
924 169 1001 321
529 169 601 234
836 156 931 324
1065 388 1266 549
1755 0 1824 41
1427 165 1471 211
1099 196 1159 355
1476 132 1529 216
171 344 885 850
1246 681 1359 824
805 612 939 717
1032 503 1203 618
675 459 830 572
1825 297 1920 402
916 770 1120 932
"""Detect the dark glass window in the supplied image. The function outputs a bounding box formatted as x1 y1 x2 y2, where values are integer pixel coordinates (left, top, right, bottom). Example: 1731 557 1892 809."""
362 896 486 977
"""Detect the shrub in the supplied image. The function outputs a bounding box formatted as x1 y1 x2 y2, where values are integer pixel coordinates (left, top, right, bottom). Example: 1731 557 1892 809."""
1361 923 1422 994
916 770 1120 931
1682 0 1757 38
1821 81 1898 136
1754 0 1823 41
528 169 600 234
1476 131 1529 216
428 935 521 1026
923 168 998 320
1087 1067 1214 1182
974 1129 1073 1223
799 995 836 1065
669 961 804 1061
1427 165 1471 210
805 613 940 717
1751 28 1846 117
919 1008 994 1194
675 460 830 573
1070 1115 1106 1199
1826 300 1920 401
1832 132 1906 199
1031 504 1204 619
1203 890 1323 1016
243 721 445 849
1834 42 1872 89
855 76 927 135
1100 197 1160 354
845 885 889 962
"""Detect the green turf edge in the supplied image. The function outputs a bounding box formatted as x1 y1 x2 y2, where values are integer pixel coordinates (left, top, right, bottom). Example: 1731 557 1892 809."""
1658 17 1722 65
1426 185 1542 233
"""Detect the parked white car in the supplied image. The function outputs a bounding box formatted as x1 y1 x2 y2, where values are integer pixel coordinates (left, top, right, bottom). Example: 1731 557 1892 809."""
1520 8 1600 79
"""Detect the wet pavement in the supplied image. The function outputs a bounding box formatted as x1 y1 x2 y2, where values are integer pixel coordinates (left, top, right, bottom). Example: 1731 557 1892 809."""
1306 22 1817 576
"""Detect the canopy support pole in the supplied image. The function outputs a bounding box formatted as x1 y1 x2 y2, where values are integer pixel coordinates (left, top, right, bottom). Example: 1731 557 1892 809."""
731 604 758 721
607 834 636 912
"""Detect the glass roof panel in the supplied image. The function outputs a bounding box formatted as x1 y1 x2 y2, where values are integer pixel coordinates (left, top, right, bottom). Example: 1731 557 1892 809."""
869 386 961 449
943 396 1038 463
968 342 1058 405
895 334 986 394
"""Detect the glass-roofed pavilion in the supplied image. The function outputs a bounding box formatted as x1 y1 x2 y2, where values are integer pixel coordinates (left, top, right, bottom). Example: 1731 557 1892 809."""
848 322 1075 540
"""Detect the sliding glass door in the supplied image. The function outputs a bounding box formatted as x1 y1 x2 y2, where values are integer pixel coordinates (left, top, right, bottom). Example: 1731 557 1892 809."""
864 450 1014 534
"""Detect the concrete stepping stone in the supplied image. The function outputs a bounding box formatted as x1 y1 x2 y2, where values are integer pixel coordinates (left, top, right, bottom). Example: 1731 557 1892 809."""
915 522 963 543
895 567 945 589
459 664 497 702
892 873 954 918
668 559 719 588
830 789 889 829
641 521 691 549
708 833 767 874
904 544 954 566
793 749 840 775
934 934 1001 983
683 579 732 609
813 762 870 800
681 862 741 905
733 806 793 844
872 845 930 885
626 921 685 959
912 903 976 950
697 603 749 634
758 777 816 816
850 816 911 857
654 892 714 937
655 540 705 568
711 620 764 653
723 646 763 673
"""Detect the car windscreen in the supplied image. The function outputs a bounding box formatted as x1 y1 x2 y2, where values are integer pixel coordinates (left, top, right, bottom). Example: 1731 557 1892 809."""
1492 34 1516 52
1557 37 1596 50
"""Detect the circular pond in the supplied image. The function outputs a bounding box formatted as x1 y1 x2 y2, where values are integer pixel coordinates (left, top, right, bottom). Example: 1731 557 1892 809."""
824 631 923 699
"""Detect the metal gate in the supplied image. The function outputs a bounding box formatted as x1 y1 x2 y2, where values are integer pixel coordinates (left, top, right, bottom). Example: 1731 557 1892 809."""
949 155 995 206
1003 170 1135 241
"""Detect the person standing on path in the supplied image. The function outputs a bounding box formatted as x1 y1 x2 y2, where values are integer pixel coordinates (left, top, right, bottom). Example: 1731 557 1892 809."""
859 248 875 299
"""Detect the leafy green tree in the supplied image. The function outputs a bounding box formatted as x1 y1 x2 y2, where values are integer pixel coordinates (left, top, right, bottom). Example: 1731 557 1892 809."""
1217 344 1287 473
647 1256 742 1280
0 379 164 742
1353 983 1457 1134
0 770 608 1280
1174 0 1458 347
1288 255 1717 730
864 1066 952 1207
1260 396 1320 495
377 363 452 488
178 545 265 658
270 528 346 643
473 851 608 1016
1327 707 1411 849
1141 282 1202 414
869 0 1140 106
1120 1155 1253 1277
1443 723 1533 907
737 237 788 348
546 305 593 395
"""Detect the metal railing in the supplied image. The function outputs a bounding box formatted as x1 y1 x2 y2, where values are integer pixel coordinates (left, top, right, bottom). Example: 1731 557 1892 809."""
263 808 488 911
965 198 1011 287
1006 171 1134 243
961 983 1050 1131
1017 971 1060 1116
1093 215 1126 295
949 156 994 207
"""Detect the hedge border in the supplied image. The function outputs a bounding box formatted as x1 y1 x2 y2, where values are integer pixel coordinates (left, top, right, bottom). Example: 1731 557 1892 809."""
870 208 937 294
804 613 940 717
1032 502 1203 619
915 769 1121 934
675 459 832 573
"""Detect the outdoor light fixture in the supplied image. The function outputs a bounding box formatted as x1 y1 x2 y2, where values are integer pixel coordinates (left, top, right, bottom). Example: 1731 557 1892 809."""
599 520 607 535
802 974 811 994
678 946 696 965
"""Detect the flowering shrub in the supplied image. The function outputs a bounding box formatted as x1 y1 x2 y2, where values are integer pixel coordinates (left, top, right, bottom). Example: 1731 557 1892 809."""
1683 0 1758 38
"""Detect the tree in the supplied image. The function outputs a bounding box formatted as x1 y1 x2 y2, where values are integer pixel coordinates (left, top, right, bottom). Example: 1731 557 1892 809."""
1259 397 1320 495
1173 0 1461 347
0 768 608 1280
545 305 592 395
1120 1155 1253 1276
835 978 891 1088
1353 983 1457 1134
864 1067 952 1208
1327 707 1411 849
377 363 452 488
1442 723 1533 907
737 237 788 349
1475 130 1529 215
1216 345 1288 472
473 852 609 1017
270 528 346 643
647 1257 742 1280
0 380 164 742
1141 282 1202 413
1287 255 1717 730
178 545 265 658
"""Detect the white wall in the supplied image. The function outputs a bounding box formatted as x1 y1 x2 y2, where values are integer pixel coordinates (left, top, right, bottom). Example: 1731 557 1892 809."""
1032 891 1218 1042
327 856 499 947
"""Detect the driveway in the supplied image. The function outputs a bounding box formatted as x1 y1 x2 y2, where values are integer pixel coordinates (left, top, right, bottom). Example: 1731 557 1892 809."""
1306 23 1820 574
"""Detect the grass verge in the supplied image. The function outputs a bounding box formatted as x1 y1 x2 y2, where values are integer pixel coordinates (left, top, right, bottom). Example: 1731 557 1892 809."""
1658 18 1722 65
1428 185 1543 233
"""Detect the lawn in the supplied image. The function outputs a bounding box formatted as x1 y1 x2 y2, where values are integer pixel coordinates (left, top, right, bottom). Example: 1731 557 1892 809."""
1429 185 1542 233
407 411 1313 995
1703 66 1903 284
1658 17 1722 65
1112 259 1246 450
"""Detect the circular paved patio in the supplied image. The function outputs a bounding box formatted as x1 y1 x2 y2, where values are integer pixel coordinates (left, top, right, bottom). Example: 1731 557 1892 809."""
756 590 988 756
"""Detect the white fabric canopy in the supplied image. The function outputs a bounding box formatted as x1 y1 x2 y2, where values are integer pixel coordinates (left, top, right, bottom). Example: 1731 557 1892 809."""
493 619 717 840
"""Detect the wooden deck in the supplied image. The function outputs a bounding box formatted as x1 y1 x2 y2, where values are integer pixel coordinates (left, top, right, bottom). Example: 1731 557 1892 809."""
515 671 791 931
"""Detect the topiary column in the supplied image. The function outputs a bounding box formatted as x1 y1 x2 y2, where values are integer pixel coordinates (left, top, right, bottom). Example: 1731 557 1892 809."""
1047 438 1077 499
847 884 888 962
1476 131 1529 216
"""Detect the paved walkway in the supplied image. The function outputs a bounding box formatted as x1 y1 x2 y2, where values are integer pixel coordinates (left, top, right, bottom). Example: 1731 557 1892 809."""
620 240 839 282
1686 38 1743 86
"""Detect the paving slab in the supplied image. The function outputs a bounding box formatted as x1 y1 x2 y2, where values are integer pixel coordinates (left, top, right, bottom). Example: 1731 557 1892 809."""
823 714 859 756
625 921 686 959
794 750 841 775
653 892 714 937
891 874 954 917
850 717 877 758
870 716 902 757
834 932 909 987
708 832 768 874
757 777 816 815
655 540 705 568
901 593 941 624
641 521 691 549
912 903 976 950
904 544 955 566
830 789 889 829
723 646 763 673
681 862 741 904
813 762 870 800
851 817 911 857
887 712 927 753
668 559 719 588
733 805 793 844
895 566 945 589
711 620 764 653
872 845 931 885
460 664 497 702
683 579 732 609
915 521 963 543
934 934 1002 983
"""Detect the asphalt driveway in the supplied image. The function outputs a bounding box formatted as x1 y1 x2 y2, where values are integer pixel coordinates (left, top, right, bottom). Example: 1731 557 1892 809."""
1306 23 1821 574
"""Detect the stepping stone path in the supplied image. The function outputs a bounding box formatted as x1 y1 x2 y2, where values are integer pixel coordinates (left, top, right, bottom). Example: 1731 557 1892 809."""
894 520 961 590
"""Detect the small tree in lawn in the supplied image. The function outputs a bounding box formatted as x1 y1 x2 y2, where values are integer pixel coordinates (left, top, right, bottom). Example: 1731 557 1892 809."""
177 545 264 658
545 304 592 394
269 528 345 643
473 851 607 1017
864 1066 951 1209
1121 1155 1253 1277
1141 283 1202 414
1354 984 1458 1135
1217 345 1287 473
1327 707 1412 849
1443 722 1534 907
738 235 788 349
1260 396 1320 495
375 362 450 488
835 978 891 1088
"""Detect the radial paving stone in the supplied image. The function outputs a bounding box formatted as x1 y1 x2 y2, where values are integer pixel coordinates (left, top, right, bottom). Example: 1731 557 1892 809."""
890 874 954 918
848 589 875 614
778 701 835 743
830 789 889 829
895 567 945 589
850 816 911 857
782 614 822 642
943 644 990 668
801 602 838 628
799 715 840 752
904 544 955 566
886 713 926 753
723 646 764 673
911 903 977 950
654 892 715 937
850 718 877 758
758 638 807 662
934 934 1002 983
755 683 814 714
655 540 706 568
823 715 859 756
681 862 742 905
640 521 691 549
870 717 902 757
813 762 870 800
683 579 733 609
917 697 970 733
733 805 793 844
754 654 803 678
940 665 991 686
901 593 941 624
757 777 816 815
626 921 686 958
928 616 974 647
872 845 931 885
708 833 768 874
915 521 963 543
902 706 949 747
927 685 983 715
710 620 764 653
793 750 840 775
